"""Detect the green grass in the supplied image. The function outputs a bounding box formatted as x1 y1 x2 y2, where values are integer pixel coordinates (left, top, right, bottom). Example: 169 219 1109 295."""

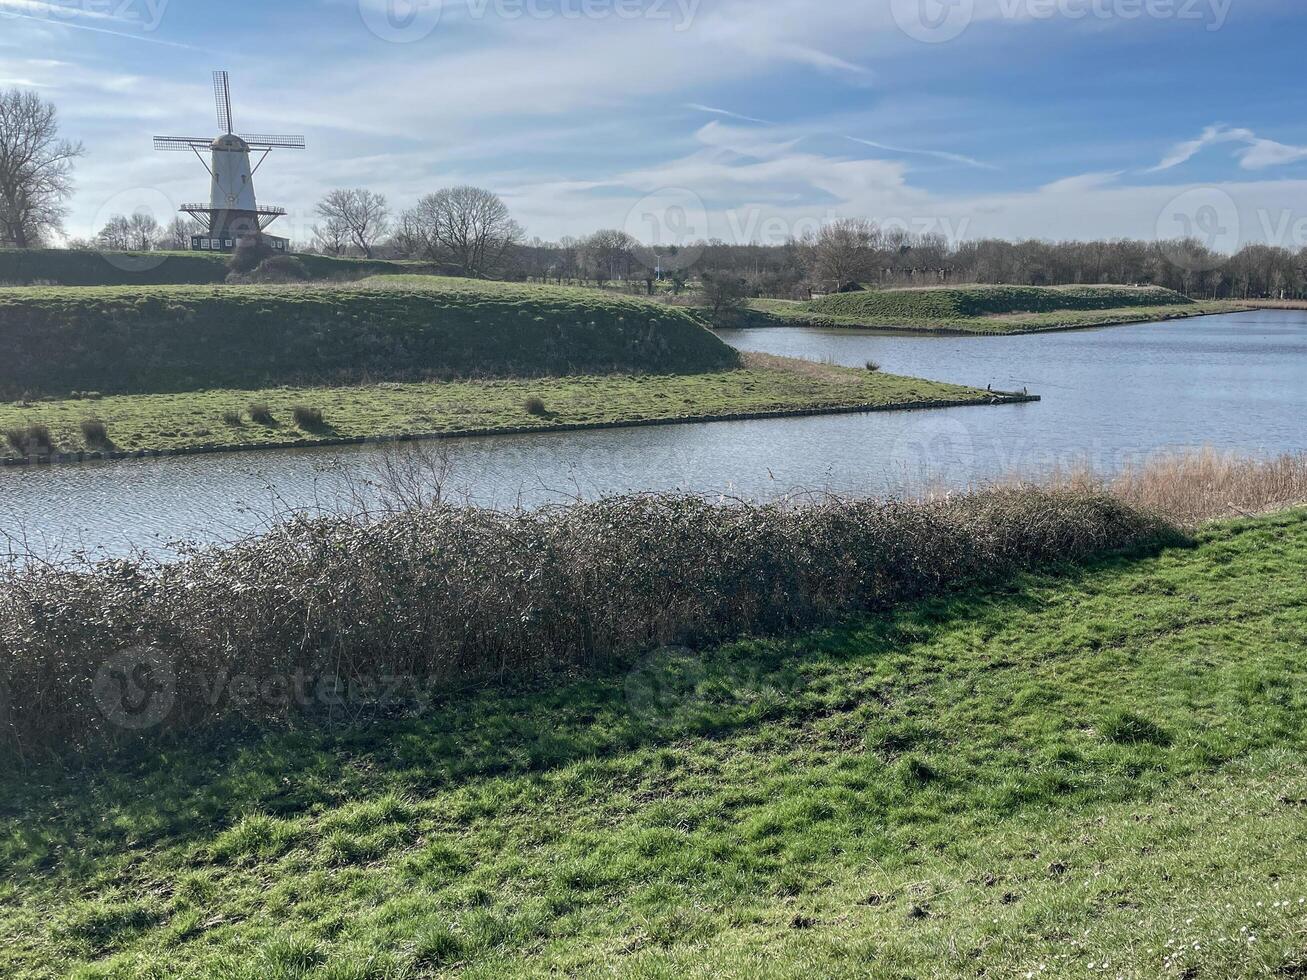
813 284 1193 318
0 353 986 455
3 509 1306 977
0 275 737 399
0 248 428 287
748 285 1247 334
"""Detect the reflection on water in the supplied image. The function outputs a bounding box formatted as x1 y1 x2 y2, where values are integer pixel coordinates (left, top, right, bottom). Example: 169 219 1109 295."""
2 310 1304 562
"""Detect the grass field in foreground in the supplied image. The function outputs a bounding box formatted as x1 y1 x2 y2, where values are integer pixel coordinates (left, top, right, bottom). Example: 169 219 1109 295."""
750 295 1247 334
0 354 989 457
2 509 1305 978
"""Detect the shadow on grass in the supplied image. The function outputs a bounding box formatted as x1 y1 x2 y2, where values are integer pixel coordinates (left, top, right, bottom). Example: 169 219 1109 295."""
0 539 1187 873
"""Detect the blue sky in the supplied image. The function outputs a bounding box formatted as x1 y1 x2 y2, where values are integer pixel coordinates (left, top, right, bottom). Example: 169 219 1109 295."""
4 0 1306 251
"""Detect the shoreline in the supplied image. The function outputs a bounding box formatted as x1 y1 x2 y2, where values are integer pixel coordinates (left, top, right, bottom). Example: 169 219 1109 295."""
736 301 1253 335
0 390 1039 468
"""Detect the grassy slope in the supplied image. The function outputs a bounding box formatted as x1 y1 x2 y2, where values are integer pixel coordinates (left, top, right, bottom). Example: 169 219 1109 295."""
0 276 737 399
0 354 988 456
0 248 427 287
812 284 1193 318
750 284 1246 334
3 510 1306 978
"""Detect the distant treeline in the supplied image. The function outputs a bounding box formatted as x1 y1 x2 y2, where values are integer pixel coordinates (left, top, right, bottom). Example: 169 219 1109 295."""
286 186 1307 301
500 231 1307 302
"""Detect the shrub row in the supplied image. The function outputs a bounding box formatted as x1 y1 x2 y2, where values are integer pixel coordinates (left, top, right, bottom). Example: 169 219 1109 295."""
0 486 1176 760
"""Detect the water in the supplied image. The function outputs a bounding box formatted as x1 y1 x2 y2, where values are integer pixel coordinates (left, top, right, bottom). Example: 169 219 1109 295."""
3 310 1304 562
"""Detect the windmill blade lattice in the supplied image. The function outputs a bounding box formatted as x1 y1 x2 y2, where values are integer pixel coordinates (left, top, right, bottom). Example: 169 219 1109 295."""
240 134 307 149
154 137 213 151
213 70 233 134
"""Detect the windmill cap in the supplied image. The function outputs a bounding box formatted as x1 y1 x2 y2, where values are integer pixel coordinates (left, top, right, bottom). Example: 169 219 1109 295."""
211 134 250 151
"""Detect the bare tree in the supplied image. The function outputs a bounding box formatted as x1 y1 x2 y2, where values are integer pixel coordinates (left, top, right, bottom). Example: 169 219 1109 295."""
700 271 749 322
126 213 161 250
0 89 83 247
314 188 390 259
386 209 426 258
95 213 162 251
163 216 202 250
402 186 523 277
310 216 351 256
799 218 879 291
579 229 636 286
95 215 132 251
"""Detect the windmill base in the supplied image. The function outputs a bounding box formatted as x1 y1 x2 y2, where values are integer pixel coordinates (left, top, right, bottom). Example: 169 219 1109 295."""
191 234 290 254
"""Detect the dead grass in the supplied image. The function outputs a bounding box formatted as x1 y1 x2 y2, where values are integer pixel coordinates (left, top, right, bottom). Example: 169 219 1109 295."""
1239 299 1307 310
741 350 868 385
1009 450 1307 529
1110 450 1307 527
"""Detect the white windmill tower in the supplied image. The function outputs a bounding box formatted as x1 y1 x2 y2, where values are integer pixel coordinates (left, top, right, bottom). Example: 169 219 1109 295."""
154 71 305 253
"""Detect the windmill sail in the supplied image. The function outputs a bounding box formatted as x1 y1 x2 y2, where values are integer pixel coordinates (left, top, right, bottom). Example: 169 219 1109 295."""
213 70 233 134
240 134 307 149
154 137 214 151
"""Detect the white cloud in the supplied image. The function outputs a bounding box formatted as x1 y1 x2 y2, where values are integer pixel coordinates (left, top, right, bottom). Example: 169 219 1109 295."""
845 136 994 171
30 0 1307 252
1149 125 1307 172
1039 171 1123 194
0 0 121 21
685 103 773 125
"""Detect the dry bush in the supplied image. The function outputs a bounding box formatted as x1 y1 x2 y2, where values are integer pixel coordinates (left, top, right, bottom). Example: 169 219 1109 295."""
291 405 325 430
4 423 52 456
0 485 1171 761
79 418 109 447
248 403 275 426
26 423 51 452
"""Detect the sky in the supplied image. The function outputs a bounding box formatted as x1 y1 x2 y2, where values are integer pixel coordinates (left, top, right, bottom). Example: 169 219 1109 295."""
4 0 1307 253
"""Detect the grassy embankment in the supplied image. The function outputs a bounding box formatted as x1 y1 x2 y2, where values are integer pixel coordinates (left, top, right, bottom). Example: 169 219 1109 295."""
747 284 1248 334
0 248 428 287
0 277 1003 459
0 353 988 456
2 480 1306 976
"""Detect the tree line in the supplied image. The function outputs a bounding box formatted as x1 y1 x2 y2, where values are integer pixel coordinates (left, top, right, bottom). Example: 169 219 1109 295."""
309 204 1307 302
4 86 1306 299
507 220 1307 301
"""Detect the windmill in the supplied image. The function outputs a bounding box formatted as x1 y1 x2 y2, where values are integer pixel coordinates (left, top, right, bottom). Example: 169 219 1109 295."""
154 71 305 253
